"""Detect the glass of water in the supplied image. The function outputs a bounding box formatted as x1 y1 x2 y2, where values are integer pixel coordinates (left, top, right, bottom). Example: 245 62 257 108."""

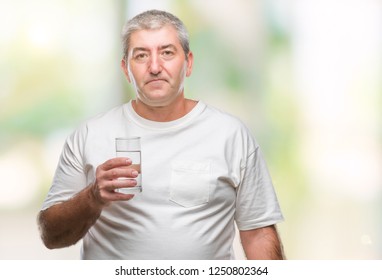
115 137 142 194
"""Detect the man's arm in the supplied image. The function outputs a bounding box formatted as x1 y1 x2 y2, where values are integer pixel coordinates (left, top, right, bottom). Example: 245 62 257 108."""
37 184 104 249
37 158 137 249
239 225 285 260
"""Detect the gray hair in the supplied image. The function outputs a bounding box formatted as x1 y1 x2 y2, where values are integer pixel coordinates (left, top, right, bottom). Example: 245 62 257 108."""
122 10 190 59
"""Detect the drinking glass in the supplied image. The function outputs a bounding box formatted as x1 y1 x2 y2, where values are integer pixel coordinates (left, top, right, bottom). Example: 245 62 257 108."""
115 137 142 194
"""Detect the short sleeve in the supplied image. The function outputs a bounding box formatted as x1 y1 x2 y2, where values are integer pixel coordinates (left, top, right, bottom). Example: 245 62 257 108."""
234 145 284 230
41 127 88 210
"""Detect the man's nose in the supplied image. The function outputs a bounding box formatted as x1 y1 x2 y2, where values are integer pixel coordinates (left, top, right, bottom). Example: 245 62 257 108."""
148 54 162 75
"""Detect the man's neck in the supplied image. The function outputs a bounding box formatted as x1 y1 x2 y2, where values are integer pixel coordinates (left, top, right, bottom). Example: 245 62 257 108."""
132 96 197 122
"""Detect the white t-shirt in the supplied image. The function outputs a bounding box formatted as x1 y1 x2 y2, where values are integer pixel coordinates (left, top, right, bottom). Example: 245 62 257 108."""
42 101 284 259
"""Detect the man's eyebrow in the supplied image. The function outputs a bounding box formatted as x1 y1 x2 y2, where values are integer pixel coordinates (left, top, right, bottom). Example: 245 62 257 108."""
131 44 177 56
159 44 177 50
132 47 149 54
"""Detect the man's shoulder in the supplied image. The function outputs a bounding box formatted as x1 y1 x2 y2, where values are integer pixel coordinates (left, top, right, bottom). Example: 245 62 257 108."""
203 102 247 127
69 104 127 137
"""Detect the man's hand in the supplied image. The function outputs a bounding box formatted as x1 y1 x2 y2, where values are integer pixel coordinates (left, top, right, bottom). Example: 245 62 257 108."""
91 157 139 205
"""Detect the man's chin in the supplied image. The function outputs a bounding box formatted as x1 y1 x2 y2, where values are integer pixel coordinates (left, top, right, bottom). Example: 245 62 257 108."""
137 94 181 108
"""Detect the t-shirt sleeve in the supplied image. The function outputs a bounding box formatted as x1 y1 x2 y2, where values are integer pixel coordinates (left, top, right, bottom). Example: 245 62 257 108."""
41 127 87 210
234 145 284 230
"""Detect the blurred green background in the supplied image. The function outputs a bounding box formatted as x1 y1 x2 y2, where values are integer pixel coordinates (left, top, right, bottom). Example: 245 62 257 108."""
1 0 381 259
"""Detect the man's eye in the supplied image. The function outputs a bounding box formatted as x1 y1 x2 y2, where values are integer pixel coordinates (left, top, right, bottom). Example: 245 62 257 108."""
162 50 174 58
134 53 148 61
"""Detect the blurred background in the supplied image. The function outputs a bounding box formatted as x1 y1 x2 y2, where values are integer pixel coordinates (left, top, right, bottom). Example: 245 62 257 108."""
1 0 381 259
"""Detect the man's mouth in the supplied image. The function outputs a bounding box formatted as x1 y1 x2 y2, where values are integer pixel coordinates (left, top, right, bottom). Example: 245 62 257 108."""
145 78 167 85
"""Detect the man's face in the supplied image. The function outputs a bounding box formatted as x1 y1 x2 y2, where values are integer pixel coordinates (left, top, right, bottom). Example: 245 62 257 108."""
122 25 193 107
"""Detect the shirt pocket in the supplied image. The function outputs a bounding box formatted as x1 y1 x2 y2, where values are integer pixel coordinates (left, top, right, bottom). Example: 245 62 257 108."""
170 160 211 207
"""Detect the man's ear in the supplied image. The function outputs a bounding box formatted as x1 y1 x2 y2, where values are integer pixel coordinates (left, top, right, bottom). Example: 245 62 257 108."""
185 51 194 77
121 59 131 83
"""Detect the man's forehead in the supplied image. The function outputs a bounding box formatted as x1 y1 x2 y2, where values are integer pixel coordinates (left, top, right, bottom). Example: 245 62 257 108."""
129 26 181 50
